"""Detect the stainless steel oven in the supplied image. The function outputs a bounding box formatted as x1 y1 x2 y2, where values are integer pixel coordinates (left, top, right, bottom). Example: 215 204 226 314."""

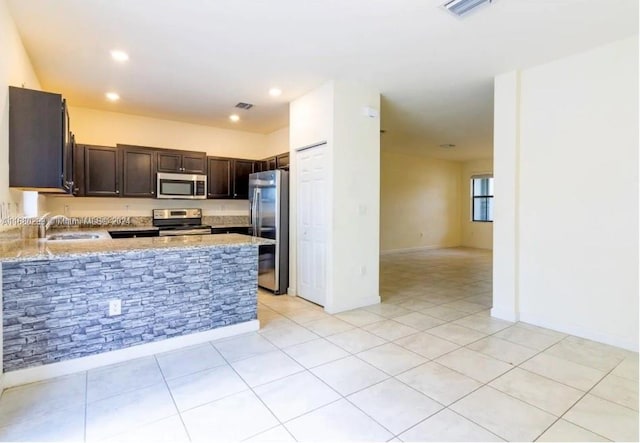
156 172 207 199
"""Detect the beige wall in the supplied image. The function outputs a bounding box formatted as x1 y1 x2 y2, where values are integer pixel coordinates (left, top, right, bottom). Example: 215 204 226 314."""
461 158 493 249
265 126 289 157
380 150 462 253
68 106 273 159
493 37 638 351
0 0 41 224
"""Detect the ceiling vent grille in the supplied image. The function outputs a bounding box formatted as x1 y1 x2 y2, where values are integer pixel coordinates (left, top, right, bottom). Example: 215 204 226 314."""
235 102 254 110
443 0 492 17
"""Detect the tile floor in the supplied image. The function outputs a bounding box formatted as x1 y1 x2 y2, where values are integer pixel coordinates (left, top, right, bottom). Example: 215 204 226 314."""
0 247 637 442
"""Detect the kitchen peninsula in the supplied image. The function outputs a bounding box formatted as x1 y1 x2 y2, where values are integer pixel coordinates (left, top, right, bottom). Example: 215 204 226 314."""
0 233 268 378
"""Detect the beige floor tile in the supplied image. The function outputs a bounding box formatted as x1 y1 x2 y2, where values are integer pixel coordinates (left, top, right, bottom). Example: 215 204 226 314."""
440 300 487 314
100 415 190 443
421 306 470 322
611 355 640 381
0 373 86 428
564 394 639 442
397 299 436 311
283 338 350 368
231 350 304 387
181 390 278 441
213 332 277 362
362 302 412 318
466 336 538 365
326 328 387 353
284 399 393 442
364 319 419 341
0 403 85 443
494 324 563 351
399 409 503 442
393 312 446 330
453 314 514 335
304 317 355 336
545 336 627 371
156 343 226 380
590 373 639 411
166 364 249 411
284 307 331 324
86 383 177 441
450 386 556 442
427 323 487 346
253 371 340 422
357 343 427 375
396 362 482 405
536 419 609 442
244 425 296 442
335 309 386 326
394 332 460 359
435 348 513 383
348 378 443 435
259 322 319 348
489 368 584 416
87 356 164 403
311 356 388 395
520 352 606 391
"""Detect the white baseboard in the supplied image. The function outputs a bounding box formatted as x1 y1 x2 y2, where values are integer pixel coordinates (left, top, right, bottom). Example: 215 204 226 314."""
1 320 259 390
325 295 381 314
490 307 520 323
380 245 458 256
518 312 638 352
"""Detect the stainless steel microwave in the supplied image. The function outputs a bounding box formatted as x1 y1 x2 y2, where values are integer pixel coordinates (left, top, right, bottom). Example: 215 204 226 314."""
156 172 207 199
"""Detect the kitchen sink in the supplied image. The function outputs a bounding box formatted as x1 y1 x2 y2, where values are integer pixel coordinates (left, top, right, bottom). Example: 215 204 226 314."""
46 233 106 241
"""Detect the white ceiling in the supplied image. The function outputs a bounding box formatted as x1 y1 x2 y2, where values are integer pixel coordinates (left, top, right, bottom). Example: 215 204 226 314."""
7 0 638 160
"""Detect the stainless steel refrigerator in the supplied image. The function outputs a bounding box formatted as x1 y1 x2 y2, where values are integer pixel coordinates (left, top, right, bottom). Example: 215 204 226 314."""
249 170 289 294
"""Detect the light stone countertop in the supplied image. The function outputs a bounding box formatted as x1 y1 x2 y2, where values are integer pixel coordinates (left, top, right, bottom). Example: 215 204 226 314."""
0 232 273 262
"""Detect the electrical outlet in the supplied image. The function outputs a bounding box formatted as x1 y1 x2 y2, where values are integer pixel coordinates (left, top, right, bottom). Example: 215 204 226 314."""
108 299 121 316
360 265 367 276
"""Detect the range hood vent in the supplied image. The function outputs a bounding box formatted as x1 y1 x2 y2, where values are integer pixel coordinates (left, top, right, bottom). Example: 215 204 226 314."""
443 0 492 17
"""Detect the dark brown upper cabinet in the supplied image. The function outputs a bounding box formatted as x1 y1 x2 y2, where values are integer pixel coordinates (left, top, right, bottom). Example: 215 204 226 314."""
157 149 206 174
119 144 157 198
233 159 254 199
9 86 74 193
276 152 290 169
207 157 254 200
72 143 85 196
207 157 232 199
82 145 121 197
266 157 277 171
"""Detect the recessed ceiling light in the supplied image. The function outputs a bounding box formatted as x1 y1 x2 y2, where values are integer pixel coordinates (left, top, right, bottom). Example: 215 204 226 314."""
269 88 282 97
229 114 240 122
105 92 120 102
110 50 129 62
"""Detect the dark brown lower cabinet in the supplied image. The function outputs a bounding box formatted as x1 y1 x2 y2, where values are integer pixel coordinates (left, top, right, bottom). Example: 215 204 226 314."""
83 145 121 197
119 145 156 198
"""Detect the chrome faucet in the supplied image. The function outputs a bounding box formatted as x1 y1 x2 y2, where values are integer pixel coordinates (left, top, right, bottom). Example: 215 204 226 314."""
38 213 71 238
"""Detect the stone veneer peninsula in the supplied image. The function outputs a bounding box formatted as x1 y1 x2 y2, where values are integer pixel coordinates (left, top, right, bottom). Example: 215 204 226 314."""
0 233 268 376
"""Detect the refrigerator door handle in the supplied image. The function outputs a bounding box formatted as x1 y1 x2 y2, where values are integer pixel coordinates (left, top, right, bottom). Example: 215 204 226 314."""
255 188 262 237
251 187 259 236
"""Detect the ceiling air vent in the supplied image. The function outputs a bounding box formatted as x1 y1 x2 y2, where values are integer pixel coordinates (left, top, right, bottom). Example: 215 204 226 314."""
443 0 492 17
235 102 254 110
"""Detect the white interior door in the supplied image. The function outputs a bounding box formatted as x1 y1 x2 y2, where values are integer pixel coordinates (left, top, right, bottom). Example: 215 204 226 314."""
297 144 327 306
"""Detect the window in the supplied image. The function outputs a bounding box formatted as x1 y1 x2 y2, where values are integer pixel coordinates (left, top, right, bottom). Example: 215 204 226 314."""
471 176 493 222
